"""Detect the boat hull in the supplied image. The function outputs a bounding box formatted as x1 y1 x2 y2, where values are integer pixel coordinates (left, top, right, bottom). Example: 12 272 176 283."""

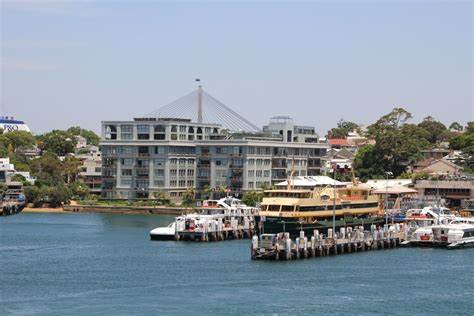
150 234 175 241
256 215 384 238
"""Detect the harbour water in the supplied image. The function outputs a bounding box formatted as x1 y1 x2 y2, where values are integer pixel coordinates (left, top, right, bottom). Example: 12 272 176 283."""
1 213 473 315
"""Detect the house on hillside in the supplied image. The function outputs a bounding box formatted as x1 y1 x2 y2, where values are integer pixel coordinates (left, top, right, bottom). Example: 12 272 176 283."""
413 158 461 176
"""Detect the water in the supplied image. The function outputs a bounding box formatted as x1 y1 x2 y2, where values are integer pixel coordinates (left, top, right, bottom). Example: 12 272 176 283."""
1 213 473 315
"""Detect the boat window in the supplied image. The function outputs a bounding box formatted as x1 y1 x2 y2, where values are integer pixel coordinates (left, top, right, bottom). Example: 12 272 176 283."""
281 205 293 212
268 205 281 211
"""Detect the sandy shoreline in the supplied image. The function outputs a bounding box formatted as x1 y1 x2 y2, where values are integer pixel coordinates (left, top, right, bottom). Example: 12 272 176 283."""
22 205 191 215
23 207 65 213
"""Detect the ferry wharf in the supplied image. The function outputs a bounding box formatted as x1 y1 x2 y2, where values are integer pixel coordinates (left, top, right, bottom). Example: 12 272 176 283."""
174 216 255 242
251 224 409 260
1 201 23 216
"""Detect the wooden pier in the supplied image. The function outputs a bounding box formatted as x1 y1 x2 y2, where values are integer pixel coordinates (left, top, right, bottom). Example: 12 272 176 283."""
1 201 24 216
175 216 255 242
251 224 409 260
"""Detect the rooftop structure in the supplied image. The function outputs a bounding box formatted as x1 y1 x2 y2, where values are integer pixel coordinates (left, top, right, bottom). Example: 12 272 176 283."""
143 86 260 133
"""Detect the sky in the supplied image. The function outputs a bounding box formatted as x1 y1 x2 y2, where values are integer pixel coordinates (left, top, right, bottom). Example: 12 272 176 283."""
1 0 472 136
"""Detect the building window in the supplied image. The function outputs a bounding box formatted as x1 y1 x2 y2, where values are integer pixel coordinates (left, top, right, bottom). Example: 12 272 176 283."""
154 169 165 177
154 158 165 166
122 146 135 154
122 169 132 176
105 125 117 140
179 169 186 176
187 169 194 176
179 180 186 187
121 158 133 166
154 125 166 140
248 182 254 189
154 180 165 187
187 180 194 187
170 180 177 187
248 170 254 177
120 125 133 140
120 179 132 186
170 169 177 176
256 170 263 177
137 125 150 140
264 170 270 177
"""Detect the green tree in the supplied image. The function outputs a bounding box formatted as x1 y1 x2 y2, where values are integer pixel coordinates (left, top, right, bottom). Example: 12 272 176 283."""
10 153 31 172
242 190 263 207
353 145 385 181
47 185 73 208
449 122 463 132
417 116 447 144
11 174 30 186
36 130 77 156
62 156 82 184
182 187 196 206
67 127 100 146
467 122 474 134
69 181 89 199
365 108 426 177
326 119 361 139
30 152 64 186
0 130 36 155
24 186 42 206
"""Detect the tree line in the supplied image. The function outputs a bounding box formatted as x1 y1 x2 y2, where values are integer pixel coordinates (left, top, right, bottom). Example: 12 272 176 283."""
326 108 473 181
1 127 100 207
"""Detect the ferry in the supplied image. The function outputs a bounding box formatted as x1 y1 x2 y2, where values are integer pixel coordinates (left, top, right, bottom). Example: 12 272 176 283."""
256 178 384 238
150 196 258 241
410 221 474 248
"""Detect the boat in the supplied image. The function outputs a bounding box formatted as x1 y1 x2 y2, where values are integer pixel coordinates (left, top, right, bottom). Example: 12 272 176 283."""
0 116 31 133
446 223 474 249
150 221 178 241
255 177 384 238
149 196 258 241
409 218 474 248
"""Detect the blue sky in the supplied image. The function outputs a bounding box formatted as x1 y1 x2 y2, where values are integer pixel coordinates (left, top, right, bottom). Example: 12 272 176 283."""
1 0 472 135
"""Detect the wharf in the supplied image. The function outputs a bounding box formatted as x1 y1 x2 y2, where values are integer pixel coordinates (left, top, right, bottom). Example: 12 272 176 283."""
1 201 23 216
174 216 255 241
251 224 409 260
175 224 254 241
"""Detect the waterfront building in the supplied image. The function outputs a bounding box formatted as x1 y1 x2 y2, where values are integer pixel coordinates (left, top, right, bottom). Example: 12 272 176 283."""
0 158 36 185
77 152 102 195
0 158 15 183
413 158 461 176
100 87 329 200
414 179 474 207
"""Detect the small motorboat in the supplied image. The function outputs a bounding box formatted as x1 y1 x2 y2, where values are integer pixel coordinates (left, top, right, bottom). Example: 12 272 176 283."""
150 222 176 241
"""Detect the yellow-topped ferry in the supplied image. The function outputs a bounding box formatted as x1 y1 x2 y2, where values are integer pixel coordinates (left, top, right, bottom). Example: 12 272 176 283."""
256 180 384 237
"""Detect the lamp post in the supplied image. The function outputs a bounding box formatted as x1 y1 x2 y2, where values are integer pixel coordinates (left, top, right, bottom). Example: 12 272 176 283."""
385 171 393 225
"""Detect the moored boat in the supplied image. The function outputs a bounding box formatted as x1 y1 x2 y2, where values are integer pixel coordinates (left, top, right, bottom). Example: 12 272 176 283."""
256 180 384 238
